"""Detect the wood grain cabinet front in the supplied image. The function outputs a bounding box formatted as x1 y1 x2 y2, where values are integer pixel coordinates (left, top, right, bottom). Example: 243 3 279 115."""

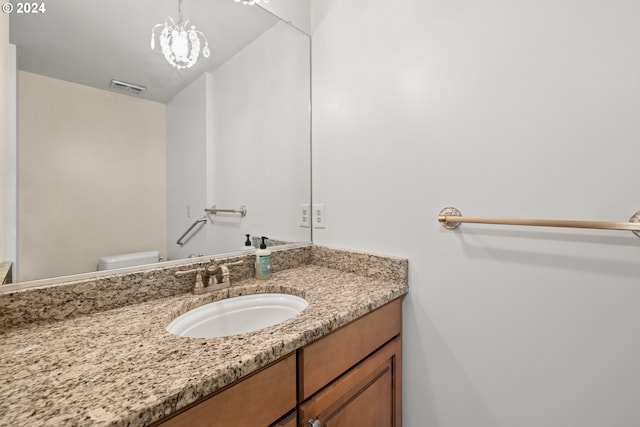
299 336 402 427
155 353 296 427
271 410 297 427
297 298 402 401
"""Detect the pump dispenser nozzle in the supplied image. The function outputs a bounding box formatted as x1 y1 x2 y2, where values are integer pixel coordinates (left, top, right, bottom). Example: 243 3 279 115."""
260 236 269 249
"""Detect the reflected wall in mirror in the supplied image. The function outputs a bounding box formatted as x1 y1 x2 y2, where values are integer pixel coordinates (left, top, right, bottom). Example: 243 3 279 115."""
7 0 311 283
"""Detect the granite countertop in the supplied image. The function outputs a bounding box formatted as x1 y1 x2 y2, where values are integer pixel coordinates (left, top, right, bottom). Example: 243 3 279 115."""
0 247 408 427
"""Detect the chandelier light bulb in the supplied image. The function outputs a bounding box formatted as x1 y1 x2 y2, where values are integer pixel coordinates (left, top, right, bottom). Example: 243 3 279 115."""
150 0 210 70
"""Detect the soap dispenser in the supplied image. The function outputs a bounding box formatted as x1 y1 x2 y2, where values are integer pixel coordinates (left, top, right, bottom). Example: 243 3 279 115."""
255 236 272 280
241 234 253 251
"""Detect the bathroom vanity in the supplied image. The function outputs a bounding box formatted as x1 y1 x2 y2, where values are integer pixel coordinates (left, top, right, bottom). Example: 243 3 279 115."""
0 246 407 426
157 299 402 426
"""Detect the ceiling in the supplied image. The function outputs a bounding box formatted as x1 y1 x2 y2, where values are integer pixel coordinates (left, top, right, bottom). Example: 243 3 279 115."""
9 0 279 103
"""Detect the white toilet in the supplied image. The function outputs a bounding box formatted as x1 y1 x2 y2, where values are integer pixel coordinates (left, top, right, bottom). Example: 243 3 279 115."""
97 250 160 271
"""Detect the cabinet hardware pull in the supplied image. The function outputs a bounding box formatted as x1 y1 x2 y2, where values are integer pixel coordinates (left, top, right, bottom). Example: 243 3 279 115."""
308 418 322 427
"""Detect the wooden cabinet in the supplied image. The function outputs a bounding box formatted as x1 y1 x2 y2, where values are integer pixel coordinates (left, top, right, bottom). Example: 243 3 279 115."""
154 298 403 427
271 410 297 427
298 298 402 427
298 299 402 401
156 353 296 427
299 337 401 427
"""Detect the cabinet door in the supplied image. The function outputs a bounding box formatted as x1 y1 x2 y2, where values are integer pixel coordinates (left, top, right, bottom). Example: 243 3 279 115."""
299 336 402 427
271 410 296 427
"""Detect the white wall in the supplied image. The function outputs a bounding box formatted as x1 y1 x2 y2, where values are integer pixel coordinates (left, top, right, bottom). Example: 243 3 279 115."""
18 72 167 281
166 73 209 260
208 21 311 253
166 20 310 257
5 43 15 281
262 0 311 34
311 1 640 426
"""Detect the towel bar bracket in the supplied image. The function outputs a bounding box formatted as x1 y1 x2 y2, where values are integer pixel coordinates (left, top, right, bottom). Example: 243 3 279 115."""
439 207 462 229
631 211 640 237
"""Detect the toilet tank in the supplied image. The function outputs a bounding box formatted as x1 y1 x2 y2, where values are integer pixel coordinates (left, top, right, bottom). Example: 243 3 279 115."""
97 250 160 271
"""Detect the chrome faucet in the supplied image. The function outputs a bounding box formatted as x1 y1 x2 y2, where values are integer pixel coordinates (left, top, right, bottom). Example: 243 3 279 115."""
174 260 244 295
207 260 244 290
207 260 244 286
208 264 230 284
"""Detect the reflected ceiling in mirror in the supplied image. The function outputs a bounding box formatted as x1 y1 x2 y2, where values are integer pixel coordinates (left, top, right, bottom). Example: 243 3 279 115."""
7 0 311 284
11 0 280 102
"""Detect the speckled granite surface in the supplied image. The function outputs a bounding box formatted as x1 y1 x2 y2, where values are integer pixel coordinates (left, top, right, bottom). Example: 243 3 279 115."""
0 246 408 427
0 246 312 330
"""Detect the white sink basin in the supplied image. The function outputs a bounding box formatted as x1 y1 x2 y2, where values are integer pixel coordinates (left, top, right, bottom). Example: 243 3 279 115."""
166 293 308 338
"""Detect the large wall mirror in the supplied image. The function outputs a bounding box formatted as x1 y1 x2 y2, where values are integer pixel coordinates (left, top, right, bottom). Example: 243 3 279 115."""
7 0 311 284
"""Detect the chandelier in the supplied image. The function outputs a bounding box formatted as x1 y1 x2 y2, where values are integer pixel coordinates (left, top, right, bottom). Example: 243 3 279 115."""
150 0 210 70
233 0 269 5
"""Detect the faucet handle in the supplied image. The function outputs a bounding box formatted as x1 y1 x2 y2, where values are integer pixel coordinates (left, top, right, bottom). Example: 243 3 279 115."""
174 268 206 293
206 260 244 285
224 260 244 267
174 267 204 277
207 259 244 272
208 258 244 266
221 260 244 280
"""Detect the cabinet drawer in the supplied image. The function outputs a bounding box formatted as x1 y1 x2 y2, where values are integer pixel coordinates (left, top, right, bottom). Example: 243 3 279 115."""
299 336 402 427
298 298 402 400
157 353 296 427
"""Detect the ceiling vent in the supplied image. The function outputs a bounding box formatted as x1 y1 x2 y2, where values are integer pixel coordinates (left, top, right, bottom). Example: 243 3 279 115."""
109 79 146 95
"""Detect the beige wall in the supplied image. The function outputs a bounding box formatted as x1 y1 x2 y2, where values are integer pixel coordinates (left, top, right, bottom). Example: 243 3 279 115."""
0 14 8 263
18 71 166 281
